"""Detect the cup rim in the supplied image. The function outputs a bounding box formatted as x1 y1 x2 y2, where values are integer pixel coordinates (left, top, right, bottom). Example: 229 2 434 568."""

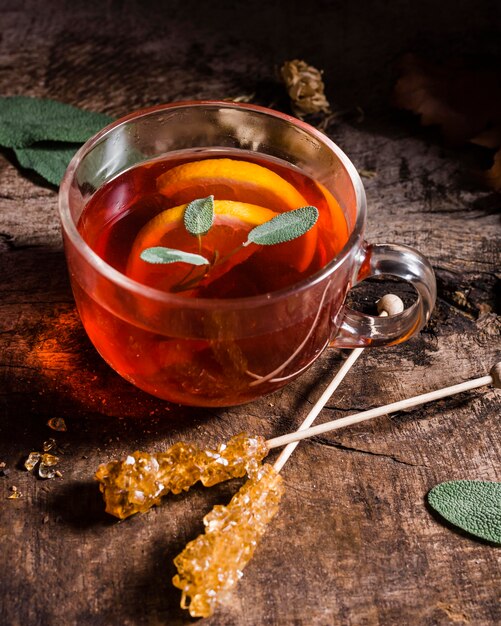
58 100 367 310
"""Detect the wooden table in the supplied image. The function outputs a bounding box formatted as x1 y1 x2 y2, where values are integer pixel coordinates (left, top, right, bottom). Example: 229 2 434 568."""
1 2 500 625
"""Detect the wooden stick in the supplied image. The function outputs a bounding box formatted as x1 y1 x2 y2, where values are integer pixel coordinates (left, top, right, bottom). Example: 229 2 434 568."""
273 294 404 472
267 363 500 450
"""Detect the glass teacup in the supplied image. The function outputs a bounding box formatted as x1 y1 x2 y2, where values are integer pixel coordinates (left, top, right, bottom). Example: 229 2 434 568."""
59 102 436 407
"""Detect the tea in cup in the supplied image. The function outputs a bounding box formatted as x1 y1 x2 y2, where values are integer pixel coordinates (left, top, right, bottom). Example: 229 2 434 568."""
59 102 436 406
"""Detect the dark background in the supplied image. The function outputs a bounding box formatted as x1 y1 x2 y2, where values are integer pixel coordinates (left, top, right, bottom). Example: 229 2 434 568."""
3 0 501 114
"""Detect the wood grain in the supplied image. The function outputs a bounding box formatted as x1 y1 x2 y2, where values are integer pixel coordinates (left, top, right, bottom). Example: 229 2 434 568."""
1 2 500 625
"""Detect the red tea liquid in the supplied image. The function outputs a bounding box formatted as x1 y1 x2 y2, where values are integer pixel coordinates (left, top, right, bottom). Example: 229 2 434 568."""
76 151 350 405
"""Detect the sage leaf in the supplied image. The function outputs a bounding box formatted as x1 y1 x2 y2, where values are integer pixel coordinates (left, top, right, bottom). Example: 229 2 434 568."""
184 195 215 235
14 143 81 186
428 480 501 544
245 205 318 246
140 247 209 266
0 96 113 148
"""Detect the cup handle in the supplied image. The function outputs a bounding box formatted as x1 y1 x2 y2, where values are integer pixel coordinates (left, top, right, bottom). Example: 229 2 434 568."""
330 242 436 348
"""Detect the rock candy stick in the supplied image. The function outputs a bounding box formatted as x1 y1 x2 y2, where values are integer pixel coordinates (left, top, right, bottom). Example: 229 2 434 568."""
172 462 284 618
95 433 267 519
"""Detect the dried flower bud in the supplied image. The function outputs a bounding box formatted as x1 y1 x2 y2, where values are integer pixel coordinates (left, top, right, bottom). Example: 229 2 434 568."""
280 59 331 118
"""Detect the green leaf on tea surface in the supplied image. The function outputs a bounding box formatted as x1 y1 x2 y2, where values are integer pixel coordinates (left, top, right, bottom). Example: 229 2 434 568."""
184 195 215 235
428 480 501 544
245 205 318 246
140 247 210 266
0 96 113 148
14 143 82 186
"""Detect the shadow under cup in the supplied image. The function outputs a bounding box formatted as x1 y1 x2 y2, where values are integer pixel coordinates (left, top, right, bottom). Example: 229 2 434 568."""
59 102 436 407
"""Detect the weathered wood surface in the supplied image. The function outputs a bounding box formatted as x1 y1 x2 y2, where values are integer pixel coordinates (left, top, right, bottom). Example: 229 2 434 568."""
1 2 500 625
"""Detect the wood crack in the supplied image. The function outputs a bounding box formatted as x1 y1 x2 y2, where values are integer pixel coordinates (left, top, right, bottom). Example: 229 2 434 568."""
323 404 371 413
312 435 429 468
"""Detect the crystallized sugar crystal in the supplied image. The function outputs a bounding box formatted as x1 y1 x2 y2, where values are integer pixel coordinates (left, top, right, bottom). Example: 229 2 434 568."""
24 452 42 472
95 433 268 519
172 463 284 618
